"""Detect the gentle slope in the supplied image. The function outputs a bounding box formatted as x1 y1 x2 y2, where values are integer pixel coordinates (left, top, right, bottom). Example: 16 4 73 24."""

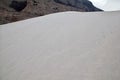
0 11 120 80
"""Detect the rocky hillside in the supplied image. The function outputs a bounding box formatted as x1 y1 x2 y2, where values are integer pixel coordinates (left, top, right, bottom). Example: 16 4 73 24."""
0 0 103 24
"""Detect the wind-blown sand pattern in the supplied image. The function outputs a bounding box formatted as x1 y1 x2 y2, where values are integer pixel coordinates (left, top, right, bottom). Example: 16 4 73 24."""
0 11 120 80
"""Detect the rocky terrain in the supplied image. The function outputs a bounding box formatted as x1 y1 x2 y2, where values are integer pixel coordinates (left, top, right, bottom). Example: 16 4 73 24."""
0 0 103 24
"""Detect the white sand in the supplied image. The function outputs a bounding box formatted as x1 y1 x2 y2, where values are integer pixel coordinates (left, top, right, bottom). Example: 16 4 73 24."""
0 11 120 80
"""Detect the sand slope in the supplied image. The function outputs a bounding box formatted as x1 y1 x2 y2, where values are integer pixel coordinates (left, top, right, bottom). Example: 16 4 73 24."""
0 11 120 80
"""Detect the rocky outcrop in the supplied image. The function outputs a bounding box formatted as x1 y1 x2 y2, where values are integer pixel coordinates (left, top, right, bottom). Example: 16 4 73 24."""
0 0 103 24
54 0 102 11
9 0 27 12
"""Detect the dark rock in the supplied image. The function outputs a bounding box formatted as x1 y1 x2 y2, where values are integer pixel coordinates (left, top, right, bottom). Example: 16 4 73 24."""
9 0 27 12
32 0 38 6
54 0 103 11
82 0 102 11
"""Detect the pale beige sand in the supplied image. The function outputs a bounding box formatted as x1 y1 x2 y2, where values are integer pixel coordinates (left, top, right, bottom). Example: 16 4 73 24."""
0 11 120 80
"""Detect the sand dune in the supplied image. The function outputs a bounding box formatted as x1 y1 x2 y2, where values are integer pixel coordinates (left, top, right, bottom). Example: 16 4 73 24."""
0 11 120 80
